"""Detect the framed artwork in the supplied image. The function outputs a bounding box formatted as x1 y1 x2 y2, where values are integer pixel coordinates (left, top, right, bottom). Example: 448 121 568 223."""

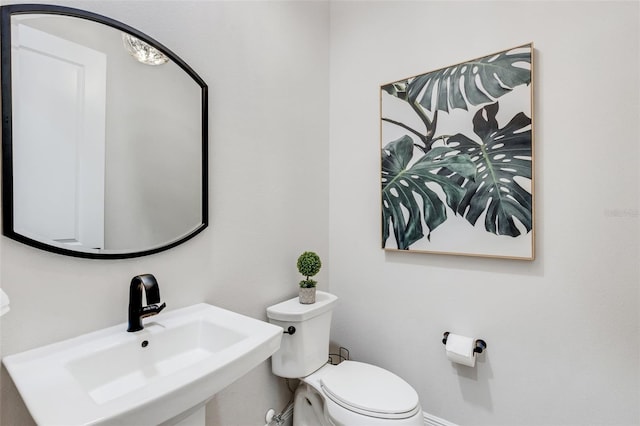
380 43 534 260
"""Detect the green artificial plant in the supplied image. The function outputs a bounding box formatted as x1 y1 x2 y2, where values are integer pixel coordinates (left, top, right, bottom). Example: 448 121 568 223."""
297 251 321 288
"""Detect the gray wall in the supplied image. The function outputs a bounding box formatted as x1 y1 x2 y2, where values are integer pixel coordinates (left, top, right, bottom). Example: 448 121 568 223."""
0 1 330 425
328 1 639 425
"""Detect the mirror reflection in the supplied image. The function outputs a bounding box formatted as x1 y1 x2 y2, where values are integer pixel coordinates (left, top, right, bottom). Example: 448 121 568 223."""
1 5 208 258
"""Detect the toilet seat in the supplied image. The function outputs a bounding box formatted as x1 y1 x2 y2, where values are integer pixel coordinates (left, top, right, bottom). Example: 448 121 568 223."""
319 361 421 420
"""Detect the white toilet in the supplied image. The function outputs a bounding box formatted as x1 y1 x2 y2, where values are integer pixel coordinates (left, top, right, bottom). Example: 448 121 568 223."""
267 291 424 426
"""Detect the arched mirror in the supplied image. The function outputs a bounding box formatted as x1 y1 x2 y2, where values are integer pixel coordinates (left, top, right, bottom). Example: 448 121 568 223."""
1 4 208 259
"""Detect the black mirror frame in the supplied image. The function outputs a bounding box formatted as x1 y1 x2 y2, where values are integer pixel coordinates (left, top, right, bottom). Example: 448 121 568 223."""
1 4 208 259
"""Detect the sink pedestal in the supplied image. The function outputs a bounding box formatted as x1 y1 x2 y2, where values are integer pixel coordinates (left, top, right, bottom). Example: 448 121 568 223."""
168 406 205 426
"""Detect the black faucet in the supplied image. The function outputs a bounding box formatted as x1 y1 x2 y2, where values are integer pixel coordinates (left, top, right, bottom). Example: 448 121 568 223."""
127 274 166 332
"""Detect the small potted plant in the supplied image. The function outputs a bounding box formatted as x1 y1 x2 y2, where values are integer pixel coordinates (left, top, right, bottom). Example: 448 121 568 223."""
297 251 321 304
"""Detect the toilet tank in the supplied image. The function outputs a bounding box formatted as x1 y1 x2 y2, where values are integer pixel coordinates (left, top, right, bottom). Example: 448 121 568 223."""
266 291 338 378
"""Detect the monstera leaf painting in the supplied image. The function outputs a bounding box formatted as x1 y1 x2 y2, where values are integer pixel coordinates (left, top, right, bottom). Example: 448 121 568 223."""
380 43 534 259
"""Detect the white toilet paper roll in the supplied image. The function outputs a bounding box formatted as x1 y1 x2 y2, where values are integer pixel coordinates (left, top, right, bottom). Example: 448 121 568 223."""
445 333 476 367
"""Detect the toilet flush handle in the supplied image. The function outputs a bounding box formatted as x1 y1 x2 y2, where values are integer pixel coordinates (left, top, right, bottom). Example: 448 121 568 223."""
283 326 296 335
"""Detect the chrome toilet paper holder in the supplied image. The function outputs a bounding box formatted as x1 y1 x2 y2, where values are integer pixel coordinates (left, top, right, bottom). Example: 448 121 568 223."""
442 332 487 354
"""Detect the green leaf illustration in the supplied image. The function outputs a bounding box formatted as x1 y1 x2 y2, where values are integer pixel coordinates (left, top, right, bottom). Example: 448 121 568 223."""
446 102 532 236
383 47 531 113
382 135 476 249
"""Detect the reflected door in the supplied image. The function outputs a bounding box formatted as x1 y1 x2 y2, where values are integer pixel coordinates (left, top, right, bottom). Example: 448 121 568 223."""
12 23 107 249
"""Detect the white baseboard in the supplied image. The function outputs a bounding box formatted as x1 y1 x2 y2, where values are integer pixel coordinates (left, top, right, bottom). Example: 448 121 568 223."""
424 411 458 426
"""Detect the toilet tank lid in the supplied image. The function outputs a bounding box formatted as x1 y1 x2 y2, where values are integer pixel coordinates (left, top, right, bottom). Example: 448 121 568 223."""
267 291 338 322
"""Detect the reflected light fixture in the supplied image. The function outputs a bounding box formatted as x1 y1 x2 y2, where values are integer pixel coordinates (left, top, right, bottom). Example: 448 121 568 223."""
122 33 169 66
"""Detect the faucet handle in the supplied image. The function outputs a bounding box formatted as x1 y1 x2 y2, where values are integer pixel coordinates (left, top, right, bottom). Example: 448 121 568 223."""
141 302 166 318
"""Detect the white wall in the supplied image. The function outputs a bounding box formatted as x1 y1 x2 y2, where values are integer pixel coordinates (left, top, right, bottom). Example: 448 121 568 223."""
329 1 639 425
0 1 329 425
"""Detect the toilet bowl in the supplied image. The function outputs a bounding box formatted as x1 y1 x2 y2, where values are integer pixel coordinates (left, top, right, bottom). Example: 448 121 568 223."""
294 361 424 426
266 292 424 426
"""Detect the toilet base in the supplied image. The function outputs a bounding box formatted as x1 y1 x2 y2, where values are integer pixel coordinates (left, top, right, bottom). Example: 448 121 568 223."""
293 382 333 426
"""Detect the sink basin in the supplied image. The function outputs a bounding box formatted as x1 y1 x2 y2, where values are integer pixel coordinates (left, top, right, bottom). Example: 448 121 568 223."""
3 303 283 425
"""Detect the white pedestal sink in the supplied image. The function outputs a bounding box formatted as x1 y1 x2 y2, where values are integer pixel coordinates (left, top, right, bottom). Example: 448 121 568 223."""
3 303 283 425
